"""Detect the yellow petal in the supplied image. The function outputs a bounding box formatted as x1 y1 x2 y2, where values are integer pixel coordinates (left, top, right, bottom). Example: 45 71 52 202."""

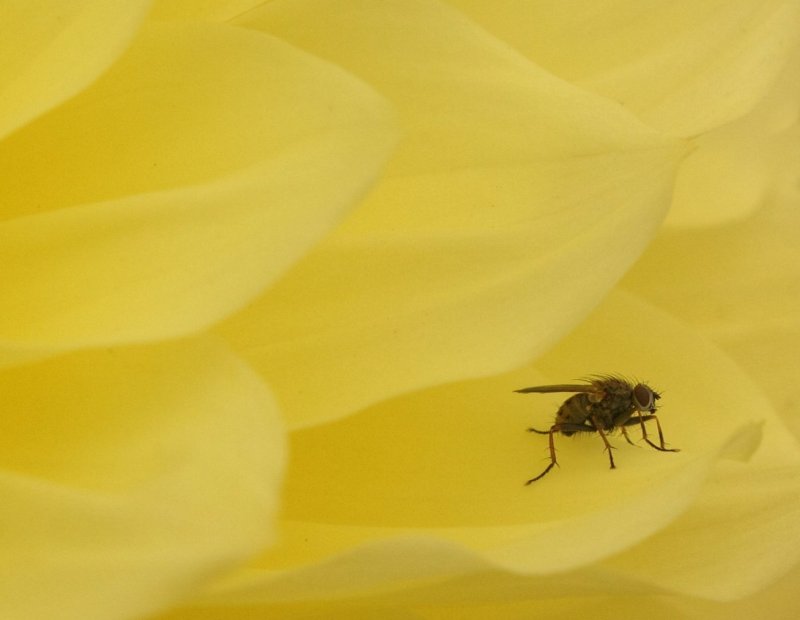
666 43 800 227
303 561 800 620
651 562 800 620
0 20 397 362
450 0 800 136
624 208 798 340
330 562 800 620
220 0 685 428
152 0 265 21
603 460 800 601
185 290 790 612
0 337 285 620
668 129 777 227
0 0 151 140
623 182 800 437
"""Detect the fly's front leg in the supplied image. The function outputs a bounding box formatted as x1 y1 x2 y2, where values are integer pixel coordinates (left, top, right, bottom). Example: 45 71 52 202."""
626 414 680 452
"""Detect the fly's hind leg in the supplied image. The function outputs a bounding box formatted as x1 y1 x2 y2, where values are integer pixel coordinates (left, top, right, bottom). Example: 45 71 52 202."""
525 423 596 484
625 414 680 452
525 424 559 484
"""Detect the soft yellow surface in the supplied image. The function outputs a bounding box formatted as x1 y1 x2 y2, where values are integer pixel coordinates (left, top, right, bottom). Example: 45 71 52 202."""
219 0 685 428
448 0 800 228
623 183 800 439
0 20 396 361
0 337 285 620
667 42 800 226
0 0 151 140
151 0 263 21
4 1 798 618
449 0 800 136
168 291 799 612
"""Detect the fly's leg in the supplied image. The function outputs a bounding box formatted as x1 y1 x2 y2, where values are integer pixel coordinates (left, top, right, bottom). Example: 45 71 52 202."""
525 424 559 484
525 423 599 484
626 413 680 452
591 417 617 469
621 426 637 446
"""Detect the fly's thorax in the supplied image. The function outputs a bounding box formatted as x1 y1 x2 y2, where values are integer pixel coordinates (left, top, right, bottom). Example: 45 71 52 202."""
591 389 635 430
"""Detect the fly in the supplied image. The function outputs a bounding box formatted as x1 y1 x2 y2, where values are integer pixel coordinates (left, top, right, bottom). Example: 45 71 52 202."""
516 375 678 484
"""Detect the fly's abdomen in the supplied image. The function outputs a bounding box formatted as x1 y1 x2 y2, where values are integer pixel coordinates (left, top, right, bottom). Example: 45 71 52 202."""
556 394 591 434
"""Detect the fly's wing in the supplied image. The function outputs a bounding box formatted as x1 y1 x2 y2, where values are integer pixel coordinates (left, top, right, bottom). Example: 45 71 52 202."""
514 384 595 394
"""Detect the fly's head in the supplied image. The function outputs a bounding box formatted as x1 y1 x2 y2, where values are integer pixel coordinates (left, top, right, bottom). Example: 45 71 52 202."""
632 383 660 414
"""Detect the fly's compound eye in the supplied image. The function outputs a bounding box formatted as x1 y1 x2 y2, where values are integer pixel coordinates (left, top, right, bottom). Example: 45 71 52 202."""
633 383 655 412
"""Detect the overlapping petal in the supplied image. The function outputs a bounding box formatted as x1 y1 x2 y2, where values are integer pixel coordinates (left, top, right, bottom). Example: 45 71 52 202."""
4 2 792 618
666 41 800 227
0 20 397 364
622 183 800 438
0 337 285 620
0 0 151 140
158 289 800 616
218 0 686 428
449 0 800 137
449 1 800 228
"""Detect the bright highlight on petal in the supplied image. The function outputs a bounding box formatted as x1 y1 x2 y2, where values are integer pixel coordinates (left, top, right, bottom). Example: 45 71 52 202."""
0 21 397 361
220 0 686 428
0 0 151 140
0 337 285 620
185 290 798 612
